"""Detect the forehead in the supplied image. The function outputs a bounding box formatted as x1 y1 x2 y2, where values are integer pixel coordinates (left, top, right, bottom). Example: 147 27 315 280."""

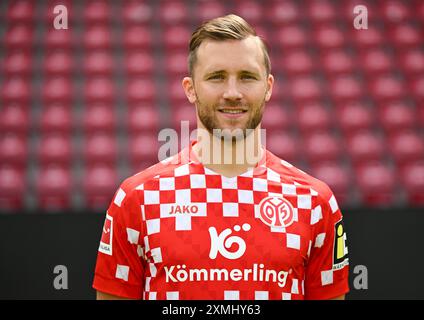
195 36 265 74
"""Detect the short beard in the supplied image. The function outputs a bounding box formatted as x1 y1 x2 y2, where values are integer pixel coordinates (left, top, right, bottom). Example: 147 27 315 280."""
195 91 266 142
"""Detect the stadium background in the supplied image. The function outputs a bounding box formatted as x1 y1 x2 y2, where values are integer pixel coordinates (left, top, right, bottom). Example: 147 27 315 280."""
0 0 423 299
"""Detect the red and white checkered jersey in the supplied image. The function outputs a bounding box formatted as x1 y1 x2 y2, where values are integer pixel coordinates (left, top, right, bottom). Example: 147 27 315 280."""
93 141 349 300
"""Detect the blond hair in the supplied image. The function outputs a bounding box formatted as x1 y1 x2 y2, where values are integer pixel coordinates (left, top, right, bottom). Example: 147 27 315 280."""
188 14 271 76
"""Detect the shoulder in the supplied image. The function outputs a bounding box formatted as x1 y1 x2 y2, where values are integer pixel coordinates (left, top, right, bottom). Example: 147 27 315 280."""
266 150 335 205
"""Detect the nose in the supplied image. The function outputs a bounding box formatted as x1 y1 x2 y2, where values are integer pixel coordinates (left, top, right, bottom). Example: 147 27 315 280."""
222 77 243 101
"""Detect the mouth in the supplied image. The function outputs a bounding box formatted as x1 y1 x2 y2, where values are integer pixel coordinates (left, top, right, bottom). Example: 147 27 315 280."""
217 108 248 114
217 108 248 119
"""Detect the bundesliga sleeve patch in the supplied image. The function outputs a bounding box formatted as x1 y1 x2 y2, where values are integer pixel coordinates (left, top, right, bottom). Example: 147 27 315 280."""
99 213 113 255
333 219 349 270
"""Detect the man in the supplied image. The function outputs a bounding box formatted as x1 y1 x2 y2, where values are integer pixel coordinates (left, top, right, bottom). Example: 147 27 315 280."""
93 14 349 300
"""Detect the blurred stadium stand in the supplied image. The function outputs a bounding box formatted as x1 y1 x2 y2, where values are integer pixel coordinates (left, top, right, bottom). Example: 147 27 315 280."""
0 0 423 213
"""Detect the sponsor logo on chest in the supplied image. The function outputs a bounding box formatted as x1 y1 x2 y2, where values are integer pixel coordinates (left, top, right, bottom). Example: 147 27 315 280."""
168 204 199 214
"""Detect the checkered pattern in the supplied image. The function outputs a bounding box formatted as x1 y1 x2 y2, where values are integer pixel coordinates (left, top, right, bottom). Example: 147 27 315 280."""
93 142 349 300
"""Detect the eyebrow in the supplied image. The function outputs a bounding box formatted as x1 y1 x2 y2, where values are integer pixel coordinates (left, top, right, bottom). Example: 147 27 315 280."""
204 70 261 78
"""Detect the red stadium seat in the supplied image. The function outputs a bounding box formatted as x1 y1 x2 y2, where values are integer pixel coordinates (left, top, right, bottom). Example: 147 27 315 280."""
1 77 30 104
310 162 351 206
127 106 160 133
45 28 74 51
4 25 33 50
327 75 363 103
378 102 416 132
83 51 114 76
306 0 338 24
125 51 155 76
409 76 424 102
128 133 160 170
3 51 32 77
165 51 189 77
43 51 74 76
84 0 111 25
313 24 346 49
122 0 153 25
320 49 356 75
388 23 422 48
0 134 28 168
38 134 73 166
416 1 424 20
265 131 299 164
84 77 115 104
168 78 189 105
296 102 332 134
277 49 315 75
39 104 72 134
126 78 157 105
0 104 30 136
159 1 189 25
42 77 72 104
82 104 116 136
419 103 424 126
162 26 191 51
336 101 375 133
195 1 226 23
6 0 35 25
289 76 322 102
267 1 301 26
400 161 424 206
36 165 73 211
274 25 309 49
83 26 112 50
368 74 407 102
381 0 412 23
388 131 424 165
171 104 197 133
0 166 26 211
83 134 118 166
303 132 342 164
346 131 386 164
359 48 395 75
261 103 293 132
123 26 153 50
234 1 263 26
398 49 424 76
267 79 288 103
351 26 385 48
355 162 397 206
83 164 118 211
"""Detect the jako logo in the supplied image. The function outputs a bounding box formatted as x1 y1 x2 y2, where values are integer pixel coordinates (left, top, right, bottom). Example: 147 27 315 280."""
168 205 198 214
208 224 251 260
258 196 294 228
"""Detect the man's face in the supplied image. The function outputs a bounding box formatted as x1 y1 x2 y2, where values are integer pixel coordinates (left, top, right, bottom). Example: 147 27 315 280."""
184 36 273 140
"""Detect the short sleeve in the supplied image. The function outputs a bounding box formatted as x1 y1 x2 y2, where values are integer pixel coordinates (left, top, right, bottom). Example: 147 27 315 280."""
304 190 350 300
92 184 145 299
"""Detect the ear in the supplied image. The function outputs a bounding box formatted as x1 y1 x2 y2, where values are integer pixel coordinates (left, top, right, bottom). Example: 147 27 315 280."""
182 77 197 104
265 74 274 102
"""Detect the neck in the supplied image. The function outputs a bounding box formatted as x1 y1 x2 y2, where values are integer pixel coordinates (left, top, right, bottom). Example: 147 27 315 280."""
193 126 263 178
